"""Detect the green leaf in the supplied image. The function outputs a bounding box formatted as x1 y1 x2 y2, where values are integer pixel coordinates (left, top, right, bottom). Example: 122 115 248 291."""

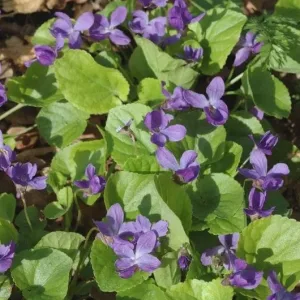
32 19 56 45
187 173 245 234
210 141 243 176
154 252 181 289
91 239 149 292
242 66 291 119
0 193 16 222
167 111 226 166
11 248 73 300
190 0 242 13
117 281 170 300
7 63 63 107
237 216 300 299
15 206 46 231
167 279 233 300
274 0 300 19
105 103 156 167
104 171 191 249
190 8 246 75
123 155 163 173
35 231 84 260
0 275 12 300
137 78 165 107
54 49 129 114
94 50 122 68
129 37 198 88
37 101 89 148
0 218 18 244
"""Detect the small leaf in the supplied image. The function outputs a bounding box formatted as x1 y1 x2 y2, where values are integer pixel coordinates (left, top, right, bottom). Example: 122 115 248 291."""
0 218 18 244
137 78 165 107
0 193 16 222
54 50 129 114
32 19 56 45
11 248 73 300
15 206 46 231
0 275 12 300
37 101 89 148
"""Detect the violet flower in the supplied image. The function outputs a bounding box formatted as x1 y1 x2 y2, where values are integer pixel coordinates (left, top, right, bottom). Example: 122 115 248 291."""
114 231 161 278
178 248 191 271
183 45 203 63
162 85 190 111
144 110 186 147
129 11 166 44
244 188 274 219
0 241 15 273
7 163 47 197
238 150 289 191
201 233 239 270
94 203 124 246
233 32 263 67
184 77 229 126
89 7 130 46
0 130 16 171
156 147 200 183
249 131 278 156
0 83 7 107
267 271 300 300
250 106 264 121
138 0 167 8
51 12 94 49
227 258 263 290
168 0 205 32
74 164 106 197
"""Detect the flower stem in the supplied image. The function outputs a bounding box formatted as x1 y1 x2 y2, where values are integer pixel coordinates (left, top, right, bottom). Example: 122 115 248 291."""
234 156 250 177
11 124 37 138
19 191 33 231
226 67 235 85
73 193 82 232
0 104 25 121
226 72 244 88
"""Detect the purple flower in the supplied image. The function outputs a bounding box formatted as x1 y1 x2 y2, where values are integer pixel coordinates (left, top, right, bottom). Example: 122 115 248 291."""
267 271 300 300
168 0 205 32
0 130 16 171
227 258 263 290
183 45 203 62
144 110 186 147
178 248 191 271
114 231 161 278
25 36 64 67
94 203 124 246
74 164 106 197
0 241 15 273
7 163 47 196
238 150 290 191
162 85 189 111
138 0 167 8
184 77 229 126
233 32 263 67
89 7 130 46
249 131 278 156
156 147 200 183
250 106 264 121
201 233 239 270
0 83 7 107
129 11 166 44
51 12 94 49
244 188 274 219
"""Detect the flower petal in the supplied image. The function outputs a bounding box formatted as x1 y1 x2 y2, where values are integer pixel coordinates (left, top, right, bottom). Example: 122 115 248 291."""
268 163 290 176
206 76 225 102
233 47 251 67
250 149 268 177
248 188 266 210
151 220 168 237
267 271 282 294
136 215 152 233
106 203 124 234
201 245 225 266
110 6 127 28
74 179 89 189
218 233 239 250
238 168 260 180
144 110 169 131
109 29 131 45
29 176 47 190
68 31 82 49
183 90 209 108
156 147 179 171
161 125 186 142
179 150 197 169
136 253 161 272
136 231 157 258
176 164 200 183
151 133 167 147
74 12 94 31
85 164 96 179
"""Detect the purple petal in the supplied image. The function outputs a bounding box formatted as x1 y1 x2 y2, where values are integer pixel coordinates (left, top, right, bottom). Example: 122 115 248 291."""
51 17 72 38
190 12 205 23
262 175 284 191
55 12 72 24
233 48 251 67
238 168 260 180
201 245 225 266
34 45 57 66
245 32 255 44
168 6 185 31
113 243 134 258
156 147 179 171
0 130 3 147
151 133 167 147
250 106 264 120
161 125 186 142
110 6 127 28
89 175 106 194
151 220 168 237
183 90 209 108
268 163 290 176
69 31 82 49
259 207 275 217
55 34 65 51
250 149 268 177
206 76 225 102
107 203 124 234
153 0 168 7
115 257 135 271
252 42 263 54
136 215 152 233
136 231 157 257
179 150 197 169
74 179 89 189
74 12 94 31
144 110 169 131
118 265 137 278
136 253 161 272
218 233 239 250
29 176 47 190
176 164 200 183
85 164 96 179
204 100 228 126
248 188 266 210
267 271 282 293
109 29 131 45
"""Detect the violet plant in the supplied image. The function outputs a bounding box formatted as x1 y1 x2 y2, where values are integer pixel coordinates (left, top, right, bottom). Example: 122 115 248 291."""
0 0 299 299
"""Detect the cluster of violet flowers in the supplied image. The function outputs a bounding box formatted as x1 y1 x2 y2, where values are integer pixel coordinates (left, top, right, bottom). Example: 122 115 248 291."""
200 233 300 298
94 203 168 278
238 131 289 220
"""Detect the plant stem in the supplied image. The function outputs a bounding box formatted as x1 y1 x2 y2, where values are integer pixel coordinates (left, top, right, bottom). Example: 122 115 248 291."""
226 72 244 88
74 193 82 232
226 67 235 85
19 191 33 231
0 104 25 121
12 124 37 138
234 156 250 177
